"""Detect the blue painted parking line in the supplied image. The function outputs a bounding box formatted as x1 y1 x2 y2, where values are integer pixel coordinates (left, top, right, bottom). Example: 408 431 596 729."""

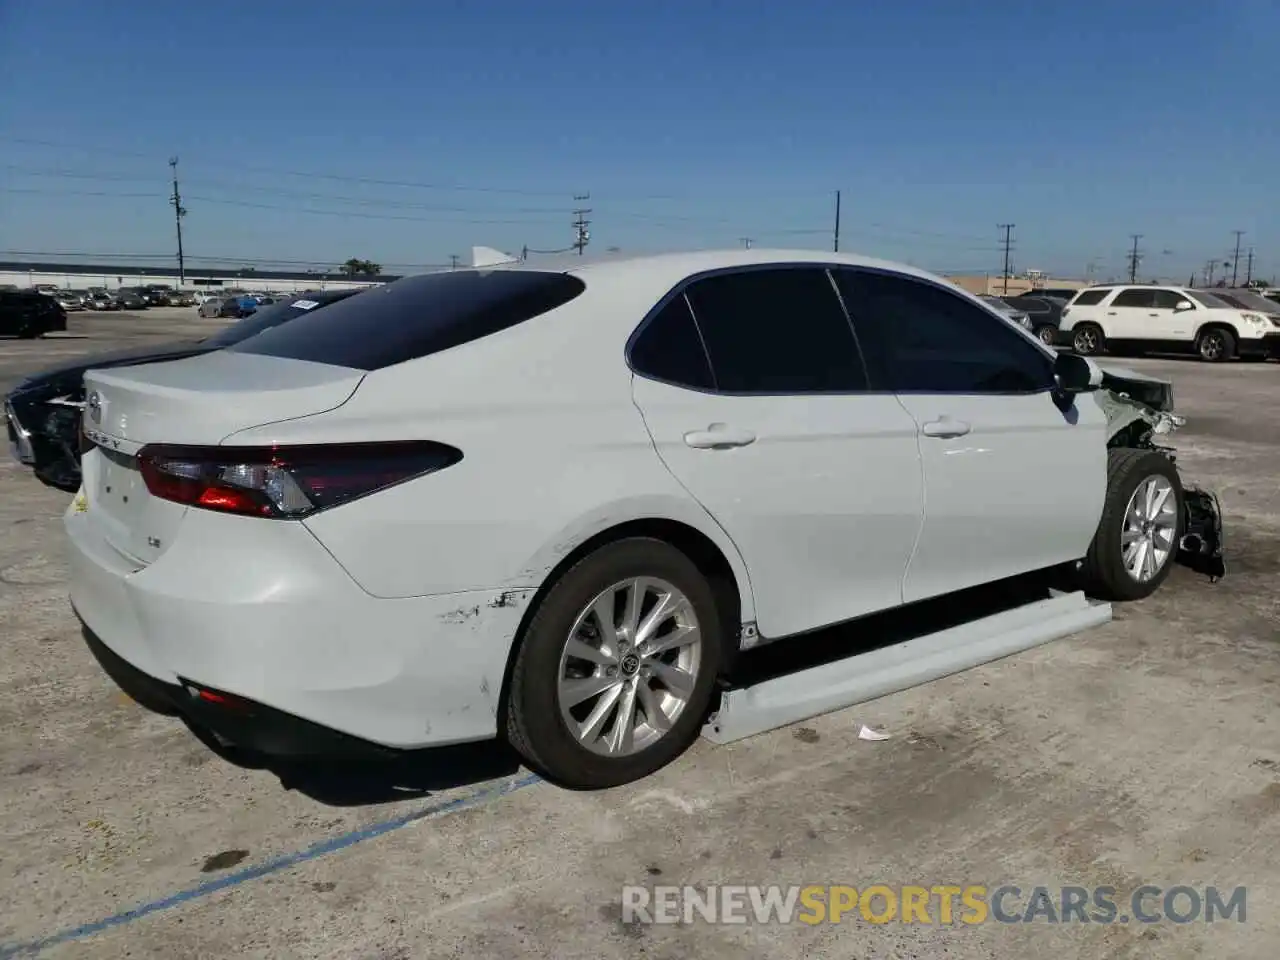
0 772 541 959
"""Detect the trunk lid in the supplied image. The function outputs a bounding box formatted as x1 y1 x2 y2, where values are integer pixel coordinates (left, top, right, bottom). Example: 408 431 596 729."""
81 352 364 566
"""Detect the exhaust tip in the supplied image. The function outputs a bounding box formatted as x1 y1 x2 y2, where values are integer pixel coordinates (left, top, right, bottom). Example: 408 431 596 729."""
1180 534 1204 554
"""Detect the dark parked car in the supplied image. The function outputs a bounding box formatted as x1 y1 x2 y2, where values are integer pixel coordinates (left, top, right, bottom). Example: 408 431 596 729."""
1001 294 1067 346
5 290 362 491
1029 287 1084 301
114 288 148 310
140 285 175 305
1 290 68 339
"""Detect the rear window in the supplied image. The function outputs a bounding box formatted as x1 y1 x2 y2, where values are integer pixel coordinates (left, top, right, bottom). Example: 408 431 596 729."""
228 271 586 370
1070 289 1110 306
203 292 359 347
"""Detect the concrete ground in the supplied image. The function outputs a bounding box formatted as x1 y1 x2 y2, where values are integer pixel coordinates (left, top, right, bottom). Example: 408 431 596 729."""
1 315 1278 959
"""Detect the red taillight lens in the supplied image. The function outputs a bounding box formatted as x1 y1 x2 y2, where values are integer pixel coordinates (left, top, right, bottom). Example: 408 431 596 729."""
136 441 462 519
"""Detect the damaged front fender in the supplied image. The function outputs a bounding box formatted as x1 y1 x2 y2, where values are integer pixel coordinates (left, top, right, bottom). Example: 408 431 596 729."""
1096 366 1225 581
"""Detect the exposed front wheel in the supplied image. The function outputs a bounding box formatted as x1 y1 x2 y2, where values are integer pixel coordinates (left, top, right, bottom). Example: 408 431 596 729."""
1036 325 1058 347
1081 448 1183 601
1196 327 1236 363
1071 323 1105 356
504 537 723 789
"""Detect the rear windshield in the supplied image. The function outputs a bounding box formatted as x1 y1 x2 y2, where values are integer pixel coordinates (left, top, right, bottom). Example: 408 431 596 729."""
203 292 359 347
227 270 587 370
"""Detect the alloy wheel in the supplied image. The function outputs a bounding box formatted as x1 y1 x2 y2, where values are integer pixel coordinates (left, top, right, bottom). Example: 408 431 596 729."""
557 577 702 757
1121 475 1178 582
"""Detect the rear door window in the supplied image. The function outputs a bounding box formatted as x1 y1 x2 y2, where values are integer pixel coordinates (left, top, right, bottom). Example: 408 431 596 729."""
629 294 715 390
682 267 867 393
228 270 587 370
1111 288 1158 308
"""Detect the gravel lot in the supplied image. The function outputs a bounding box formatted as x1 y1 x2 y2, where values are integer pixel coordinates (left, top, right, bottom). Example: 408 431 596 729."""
2 312 1278 959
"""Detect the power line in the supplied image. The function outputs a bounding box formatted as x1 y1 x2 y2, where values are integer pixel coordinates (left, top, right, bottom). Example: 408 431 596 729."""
998 224 1015 294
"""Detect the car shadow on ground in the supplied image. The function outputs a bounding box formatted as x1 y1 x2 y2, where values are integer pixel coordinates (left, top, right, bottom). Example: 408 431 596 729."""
184 719 524 807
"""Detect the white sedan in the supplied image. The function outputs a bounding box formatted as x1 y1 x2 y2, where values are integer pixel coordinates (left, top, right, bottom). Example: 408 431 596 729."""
66 250 1183 788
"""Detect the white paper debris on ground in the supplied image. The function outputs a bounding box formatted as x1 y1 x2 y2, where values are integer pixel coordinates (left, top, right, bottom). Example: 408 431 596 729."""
858 725 891 741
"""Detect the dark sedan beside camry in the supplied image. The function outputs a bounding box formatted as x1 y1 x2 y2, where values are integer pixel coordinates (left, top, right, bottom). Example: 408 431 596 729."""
5 289 362 491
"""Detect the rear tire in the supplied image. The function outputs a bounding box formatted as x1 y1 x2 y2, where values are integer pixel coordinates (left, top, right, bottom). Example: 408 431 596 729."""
1195 326 1236 363
1081 448 1183 601
504 537 723 789
1071 323 1105 356
1035 325 1058 347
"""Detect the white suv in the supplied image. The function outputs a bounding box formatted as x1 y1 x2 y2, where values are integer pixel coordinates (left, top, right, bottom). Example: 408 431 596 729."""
1060 284 1280 362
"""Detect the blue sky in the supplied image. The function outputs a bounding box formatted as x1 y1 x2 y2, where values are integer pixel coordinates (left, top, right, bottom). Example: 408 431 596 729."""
1 0 1277 281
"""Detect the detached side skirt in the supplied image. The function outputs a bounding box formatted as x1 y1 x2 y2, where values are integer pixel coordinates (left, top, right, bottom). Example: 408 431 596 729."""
703 590 1111 745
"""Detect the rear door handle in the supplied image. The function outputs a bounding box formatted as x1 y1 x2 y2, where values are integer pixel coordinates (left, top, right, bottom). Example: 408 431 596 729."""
683 424 757 449
921 417 971 439
1106 311 1117 316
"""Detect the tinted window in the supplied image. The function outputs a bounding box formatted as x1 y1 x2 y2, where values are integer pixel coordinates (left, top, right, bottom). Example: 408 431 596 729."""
1071 289 1109 306
1187 290 1232 309
1151 289 1188 309
204 292 361 347
1111 288 1157 308
229 270 586 370
836 269 1053 393
682 267 865 393
629 294 714 389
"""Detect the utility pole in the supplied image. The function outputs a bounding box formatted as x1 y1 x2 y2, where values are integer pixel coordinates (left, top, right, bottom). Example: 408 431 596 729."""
572 194 591 255
449 254 460 270
1205 260 1216 286
833 190 841 252
1127 234 1142 282
169 157 186 286
1245 247 1254 285
739 237 754 249
997 224 1014 295
1230 230 1244 286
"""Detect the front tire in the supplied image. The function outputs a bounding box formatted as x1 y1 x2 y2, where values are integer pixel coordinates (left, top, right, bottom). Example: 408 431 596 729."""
1035 325 1058 347
1081 448 1183 601
505 537 723 789
1072 323 1105 356
1196 326 1236 362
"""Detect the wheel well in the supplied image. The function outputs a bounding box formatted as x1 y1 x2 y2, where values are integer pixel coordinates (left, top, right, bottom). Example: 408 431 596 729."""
495 518 744 732
1195 321 1238 341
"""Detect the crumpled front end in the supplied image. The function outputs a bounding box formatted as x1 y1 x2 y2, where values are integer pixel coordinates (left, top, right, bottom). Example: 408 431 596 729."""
1097 368 1225 581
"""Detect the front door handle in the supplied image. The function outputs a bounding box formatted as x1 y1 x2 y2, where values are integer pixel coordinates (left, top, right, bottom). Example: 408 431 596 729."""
921 417 971 439
683 424 757 449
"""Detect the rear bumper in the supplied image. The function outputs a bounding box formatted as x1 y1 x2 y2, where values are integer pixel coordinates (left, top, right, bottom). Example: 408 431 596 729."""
78 621 395 759
65 505 532 755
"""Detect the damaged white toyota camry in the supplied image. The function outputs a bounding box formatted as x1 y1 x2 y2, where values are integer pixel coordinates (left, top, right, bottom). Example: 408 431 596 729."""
66 250 1224 788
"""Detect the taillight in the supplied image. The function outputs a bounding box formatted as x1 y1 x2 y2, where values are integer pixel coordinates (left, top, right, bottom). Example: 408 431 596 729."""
136 441 462 519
